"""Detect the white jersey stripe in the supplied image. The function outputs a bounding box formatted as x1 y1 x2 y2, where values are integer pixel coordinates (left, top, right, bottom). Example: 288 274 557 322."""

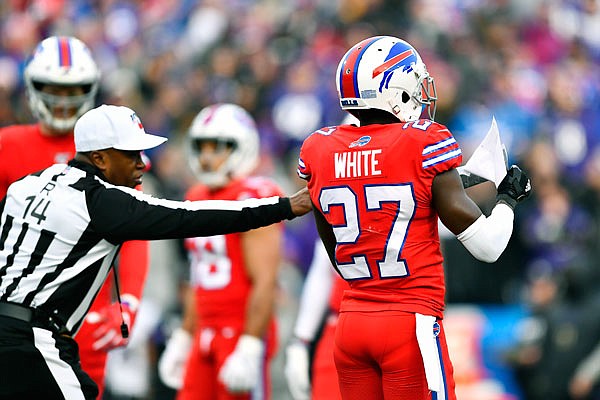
33 327 85 400
97 177 280 211
422 149 462 168
422 137 456 155
66 242 117 333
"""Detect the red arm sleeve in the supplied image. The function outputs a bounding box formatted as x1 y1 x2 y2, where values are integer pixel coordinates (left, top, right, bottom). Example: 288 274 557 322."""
117 240 150 304
0 130 12 199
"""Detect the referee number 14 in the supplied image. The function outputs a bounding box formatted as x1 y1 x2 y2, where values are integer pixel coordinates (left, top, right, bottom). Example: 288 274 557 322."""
23 195 51 224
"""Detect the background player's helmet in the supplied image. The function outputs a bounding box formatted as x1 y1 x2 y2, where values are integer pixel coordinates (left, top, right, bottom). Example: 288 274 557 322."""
336 35 437 122
24 36 100 132
188 103 259 188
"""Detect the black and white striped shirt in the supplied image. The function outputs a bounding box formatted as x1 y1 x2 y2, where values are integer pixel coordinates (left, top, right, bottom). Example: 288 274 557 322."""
0 159 294 335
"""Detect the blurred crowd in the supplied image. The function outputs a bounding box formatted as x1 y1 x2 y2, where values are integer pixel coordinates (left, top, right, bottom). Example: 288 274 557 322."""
2 0 600 399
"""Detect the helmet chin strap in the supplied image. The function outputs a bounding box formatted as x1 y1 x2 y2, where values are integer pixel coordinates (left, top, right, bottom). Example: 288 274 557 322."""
387 96 419 123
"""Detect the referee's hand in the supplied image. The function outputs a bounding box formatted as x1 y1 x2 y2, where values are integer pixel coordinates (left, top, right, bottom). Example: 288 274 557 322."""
289 187 312 217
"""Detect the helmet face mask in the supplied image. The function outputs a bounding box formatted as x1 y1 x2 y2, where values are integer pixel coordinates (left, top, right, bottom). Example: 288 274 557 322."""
336 36 437 122
187 104 259 188
24 36 100 132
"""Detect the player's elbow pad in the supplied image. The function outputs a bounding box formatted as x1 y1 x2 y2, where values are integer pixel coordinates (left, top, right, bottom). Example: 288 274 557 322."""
456 203 514 263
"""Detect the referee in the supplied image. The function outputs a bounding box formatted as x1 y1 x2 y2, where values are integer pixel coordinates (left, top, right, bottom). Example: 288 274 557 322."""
0 104 311 400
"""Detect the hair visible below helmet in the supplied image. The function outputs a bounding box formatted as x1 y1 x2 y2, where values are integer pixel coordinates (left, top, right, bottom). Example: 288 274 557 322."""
24 36 100 132
187 103 260 188
336 36 437 122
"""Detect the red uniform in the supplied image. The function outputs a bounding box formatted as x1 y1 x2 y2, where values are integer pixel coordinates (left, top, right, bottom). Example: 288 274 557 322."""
0 123 149 397
311 275 347 400
178 176 282 400
298 120 460 399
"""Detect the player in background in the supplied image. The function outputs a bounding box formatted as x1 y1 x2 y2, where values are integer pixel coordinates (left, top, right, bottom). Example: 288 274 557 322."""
158 103 284 400
297 35 531 400
0 36 149 398
284 239 346 400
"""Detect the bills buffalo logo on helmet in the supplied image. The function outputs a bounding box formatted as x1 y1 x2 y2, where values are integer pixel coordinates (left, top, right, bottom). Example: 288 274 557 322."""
373 45 418 93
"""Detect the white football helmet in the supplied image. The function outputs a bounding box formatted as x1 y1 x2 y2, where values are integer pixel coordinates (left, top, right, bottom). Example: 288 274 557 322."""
336 36 437 122
24 36 100 132
188 103 259 188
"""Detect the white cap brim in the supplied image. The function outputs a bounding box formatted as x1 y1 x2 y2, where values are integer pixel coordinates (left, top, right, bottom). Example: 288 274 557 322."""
113 133 168 151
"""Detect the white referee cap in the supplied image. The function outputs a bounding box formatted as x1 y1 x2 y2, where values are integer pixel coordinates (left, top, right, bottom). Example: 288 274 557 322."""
75 104 167 152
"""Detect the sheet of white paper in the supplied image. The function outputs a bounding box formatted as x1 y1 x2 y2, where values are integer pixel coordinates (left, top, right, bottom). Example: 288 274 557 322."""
460 117 508 188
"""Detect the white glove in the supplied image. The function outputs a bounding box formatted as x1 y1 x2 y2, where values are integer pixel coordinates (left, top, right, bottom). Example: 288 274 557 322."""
218 334 264 393
284 339 311 400
158 328 193 389
85 301 135 351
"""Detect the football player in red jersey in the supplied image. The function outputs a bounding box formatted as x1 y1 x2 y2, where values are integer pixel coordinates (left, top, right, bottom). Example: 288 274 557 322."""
0 36 149 398
158 103 284 400
296 36 531 400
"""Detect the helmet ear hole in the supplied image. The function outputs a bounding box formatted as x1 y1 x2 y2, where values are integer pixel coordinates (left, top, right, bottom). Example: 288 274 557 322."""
402 91 410 103
32 81 45 91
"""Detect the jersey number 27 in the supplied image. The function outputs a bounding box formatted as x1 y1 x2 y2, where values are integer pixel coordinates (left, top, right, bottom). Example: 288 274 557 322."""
319 184 415 280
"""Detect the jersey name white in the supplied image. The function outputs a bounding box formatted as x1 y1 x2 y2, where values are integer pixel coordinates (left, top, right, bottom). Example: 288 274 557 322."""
334 149 382 178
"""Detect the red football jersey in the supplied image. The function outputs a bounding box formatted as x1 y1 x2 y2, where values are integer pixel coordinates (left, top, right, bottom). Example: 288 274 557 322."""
185 176 284 329
298 120 462 318
0 124 75 198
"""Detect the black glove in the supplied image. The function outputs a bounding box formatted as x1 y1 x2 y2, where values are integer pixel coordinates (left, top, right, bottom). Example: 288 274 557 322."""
496 165 531 209
460 172 487 189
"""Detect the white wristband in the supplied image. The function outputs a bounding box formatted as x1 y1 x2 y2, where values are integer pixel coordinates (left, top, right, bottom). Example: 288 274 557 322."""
293 241 333 341
120 293 139 312
237 334 264 357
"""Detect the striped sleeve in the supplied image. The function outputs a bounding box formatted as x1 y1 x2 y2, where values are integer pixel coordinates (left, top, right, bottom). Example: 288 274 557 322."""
421 126 462 174
297 139 312 181
297 156 309 180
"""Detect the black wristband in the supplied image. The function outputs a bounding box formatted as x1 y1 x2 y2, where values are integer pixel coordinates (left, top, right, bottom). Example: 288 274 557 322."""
496 194 517 210
460 173 487 189
281 197 296 220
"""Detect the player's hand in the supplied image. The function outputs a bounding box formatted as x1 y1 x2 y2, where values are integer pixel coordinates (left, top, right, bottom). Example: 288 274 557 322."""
284 339 311 400
289 187 312 217
496 165 531 209
158 327 193 389
218 334 264 393
85 301 135 351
